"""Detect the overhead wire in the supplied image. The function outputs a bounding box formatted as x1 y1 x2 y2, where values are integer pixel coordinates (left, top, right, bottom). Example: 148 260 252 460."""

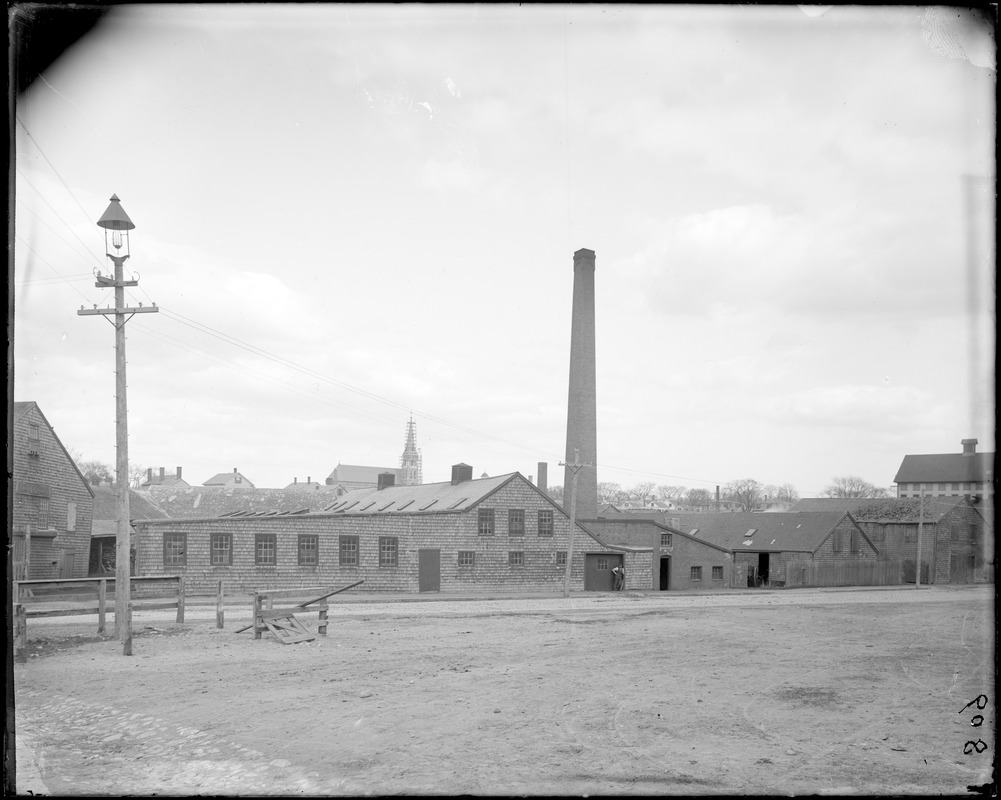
15 116 736 488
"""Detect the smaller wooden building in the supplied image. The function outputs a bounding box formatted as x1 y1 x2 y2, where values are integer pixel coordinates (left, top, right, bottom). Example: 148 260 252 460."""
584 516 735 590
667 511 879 587
12 402 95 580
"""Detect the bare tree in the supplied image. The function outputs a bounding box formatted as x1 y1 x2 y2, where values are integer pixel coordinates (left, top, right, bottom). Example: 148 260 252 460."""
632 481 657 505
824 476 889 499
655 485 687 503
776 483 800 503
597 482 626 504
724 478 765 512
75 458 114 485
686 487 714 510
547 485 564 503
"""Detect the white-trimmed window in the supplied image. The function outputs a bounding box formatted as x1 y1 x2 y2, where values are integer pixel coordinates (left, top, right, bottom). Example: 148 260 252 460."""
508 551 524 567
537 510 553 537
211 532 232 566
298 534 319 566
458 550 475 567
255 534 277 566
379 537 398 567
690 566 702 581
164 532 187 567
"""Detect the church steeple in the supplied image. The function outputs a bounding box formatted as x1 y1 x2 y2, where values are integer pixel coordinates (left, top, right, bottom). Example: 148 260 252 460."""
399 416 423 486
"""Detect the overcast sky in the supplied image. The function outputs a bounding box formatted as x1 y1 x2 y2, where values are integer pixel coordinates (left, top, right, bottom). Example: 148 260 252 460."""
13 4 996 495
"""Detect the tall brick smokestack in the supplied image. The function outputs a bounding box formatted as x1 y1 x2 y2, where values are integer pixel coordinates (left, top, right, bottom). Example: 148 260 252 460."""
564 248 598 519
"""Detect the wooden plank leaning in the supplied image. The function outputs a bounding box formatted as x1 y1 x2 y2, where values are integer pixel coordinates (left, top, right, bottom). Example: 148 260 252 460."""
236 579 365 635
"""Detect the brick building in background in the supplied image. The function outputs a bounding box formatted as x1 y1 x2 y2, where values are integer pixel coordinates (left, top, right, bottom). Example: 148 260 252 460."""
134 465 651 595
12 402 94 579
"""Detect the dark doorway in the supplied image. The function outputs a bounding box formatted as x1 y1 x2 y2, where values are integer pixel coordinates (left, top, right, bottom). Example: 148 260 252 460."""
659 556 671 590
758 553 770 586
418 549 440 592
89 537 116 575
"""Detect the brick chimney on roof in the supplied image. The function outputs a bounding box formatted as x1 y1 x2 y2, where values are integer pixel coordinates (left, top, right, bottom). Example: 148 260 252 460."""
451 463 473 486
962 438 978 455
537 462 548 493
160 467 165 480
177 467 182 480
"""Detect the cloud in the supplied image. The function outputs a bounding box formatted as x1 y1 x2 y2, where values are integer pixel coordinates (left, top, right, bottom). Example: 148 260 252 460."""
756 383 947 433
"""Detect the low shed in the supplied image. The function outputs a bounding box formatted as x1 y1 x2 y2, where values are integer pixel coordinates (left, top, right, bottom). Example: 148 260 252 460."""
585 516 734 590
671 512 878 587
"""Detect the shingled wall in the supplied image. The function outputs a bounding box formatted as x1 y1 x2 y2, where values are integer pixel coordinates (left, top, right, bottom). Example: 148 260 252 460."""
136 476 650 594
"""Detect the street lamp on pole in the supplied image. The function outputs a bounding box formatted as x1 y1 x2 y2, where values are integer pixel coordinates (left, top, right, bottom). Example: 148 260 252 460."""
79 194 158 655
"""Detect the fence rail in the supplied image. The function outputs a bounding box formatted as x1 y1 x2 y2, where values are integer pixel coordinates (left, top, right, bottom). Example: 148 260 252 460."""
784 559 903 588
13 575 185 631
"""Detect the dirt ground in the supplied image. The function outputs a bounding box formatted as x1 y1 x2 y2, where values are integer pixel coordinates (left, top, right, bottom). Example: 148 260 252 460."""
11 585 996 796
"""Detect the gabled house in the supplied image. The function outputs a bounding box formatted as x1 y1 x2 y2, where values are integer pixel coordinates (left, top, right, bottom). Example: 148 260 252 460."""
134 465 652 595
668 511 877 587
791 496 993 584
12 402 95 579
325 463 401 496
585 515 735 590
894 438 994 499
140 466 190 489
90 483 167 574
284 477 323 490
202 468 255 489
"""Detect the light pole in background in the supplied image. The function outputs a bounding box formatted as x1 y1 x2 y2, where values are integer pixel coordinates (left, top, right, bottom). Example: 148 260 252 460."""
78 195 158 655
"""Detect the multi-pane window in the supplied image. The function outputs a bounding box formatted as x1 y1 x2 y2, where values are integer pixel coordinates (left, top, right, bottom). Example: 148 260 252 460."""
210 532 232 566
556 551 567 567
38 497 49 529
28 424 40 453
597 556 609 571
339 535 359 566
66 501 77 531
660 533 672 547
508 551 524 567
255 534 277 566
458 551 475 567
298 534 319 566
379 537 398 567
537 510 553 537
478 508 495 536
712 566 724 580
164 532 187 567
508 509 525 537
690 566 703 581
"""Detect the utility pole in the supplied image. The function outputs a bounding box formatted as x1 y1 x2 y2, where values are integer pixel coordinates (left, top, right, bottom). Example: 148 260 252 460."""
78 195 158 655
916 487 924 588
558 448 592 598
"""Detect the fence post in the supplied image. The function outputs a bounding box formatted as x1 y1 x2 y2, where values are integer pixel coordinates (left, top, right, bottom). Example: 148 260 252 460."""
176 576 185 623
216 581 224 629
123 601 133 657
253 593 263 640
98 579 107 634
14 604 28 663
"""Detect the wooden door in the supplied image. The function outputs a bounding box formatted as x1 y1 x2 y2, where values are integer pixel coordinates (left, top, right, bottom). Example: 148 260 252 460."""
418 549 440 592
584 554 620 591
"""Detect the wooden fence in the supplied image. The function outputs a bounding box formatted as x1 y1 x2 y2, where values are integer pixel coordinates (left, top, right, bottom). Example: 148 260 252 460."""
784 559 903 588
13 575 185 634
